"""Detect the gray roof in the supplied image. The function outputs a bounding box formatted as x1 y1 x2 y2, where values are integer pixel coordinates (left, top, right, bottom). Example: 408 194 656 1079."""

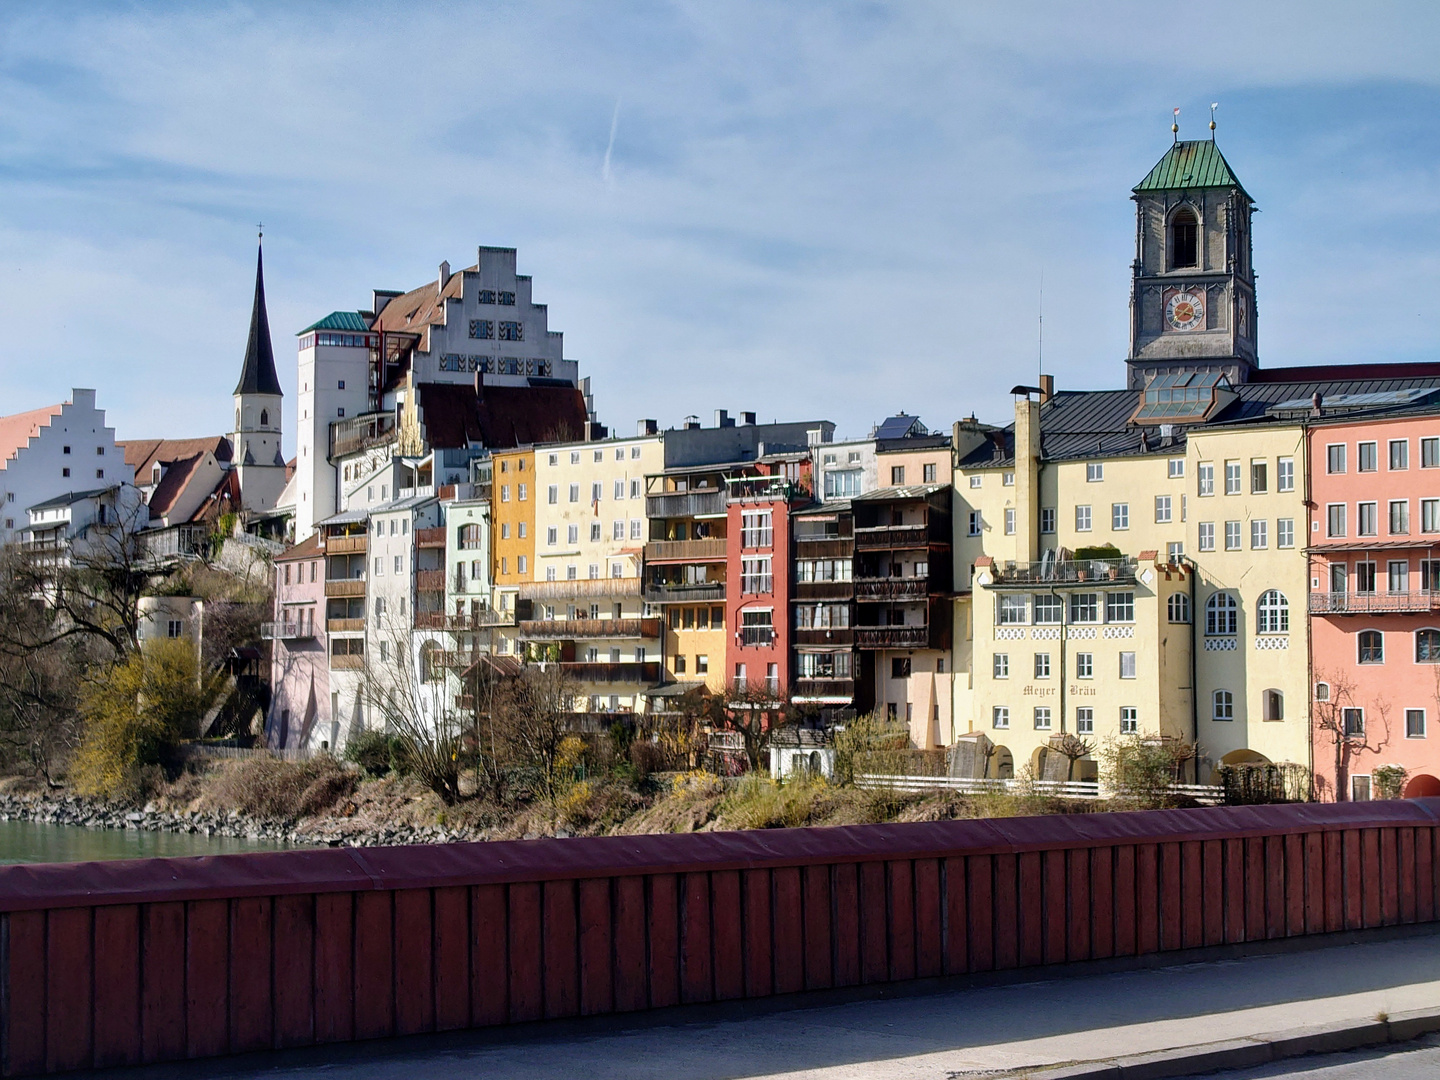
315 509 370 526
874 414 927 440
853 484 947 502
28 488 112 512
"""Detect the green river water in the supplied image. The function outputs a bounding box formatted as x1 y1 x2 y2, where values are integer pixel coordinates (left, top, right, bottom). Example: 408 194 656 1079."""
0 819 292 865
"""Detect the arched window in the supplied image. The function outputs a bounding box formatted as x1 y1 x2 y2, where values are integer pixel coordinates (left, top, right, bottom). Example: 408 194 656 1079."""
1213 689 1234 721
1315 681 1331 702
1257 590 1289 634
1417 629 1440 663
235 408 241 430
1205 591 1237 636
1263 689 1284 722
1358 630 1384 664
1169 207 1198 269
260 409 269 427
1167 593 1191 623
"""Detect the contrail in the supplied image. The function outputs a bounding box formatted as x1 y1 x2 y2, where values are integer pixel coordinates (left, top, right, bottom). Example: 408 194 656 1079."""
601 98 620 182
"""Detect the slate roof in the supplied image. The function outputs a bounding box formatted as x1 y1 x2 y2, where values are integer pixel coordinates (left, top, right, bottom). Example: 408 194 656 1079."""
1133 140 1250 199
234 245 283 397
29 488 111 512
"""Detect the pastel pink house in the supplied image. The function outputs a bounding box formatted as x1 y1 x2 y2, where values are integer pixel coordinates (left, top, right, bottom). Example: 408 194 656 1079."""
265 533 331 749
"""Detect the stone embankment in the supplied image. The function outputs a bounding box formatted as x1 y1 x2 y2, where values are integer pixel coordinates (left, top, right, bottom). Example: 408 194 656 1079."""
0 793 479 849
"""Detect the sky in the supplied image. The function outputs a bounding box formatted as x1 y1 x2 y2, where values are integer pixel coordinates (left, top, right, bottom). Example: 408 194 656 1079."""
3 2 1440 454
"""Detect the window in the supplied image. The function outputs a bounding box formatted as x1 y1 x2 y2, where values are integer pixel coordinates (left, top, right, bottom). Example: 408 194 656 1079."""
567 524 579 545
1213 690 1234 721
1168 593 1191 623
968 511 982 536
1003 471 1014 486
1198 462 1214 496
546 566 555 581
1316 681 1331 702
546 527 557 546
590 523 602 542
61 468 69 477
1344 709 1365 737
1206 592 1238 636
1277 457 1294 492
1106 592 1135 623
1069 592 1098 623
1114 706 1136 734
1407 709 1427 739
1358 442 1378 472
518 522 527 537
739 610 773 646
613 520 624 541
500 485 510 503
591 482 602 502
998 595 1028 625
1257 590 1289 633
1224 461 1241 495
1351 775 1372 801
1358 502 1378 536
1356 561 1376 592
167 620 183 639
1198 522 1215 551
1327 504 1347 538
1169 206 1198 268
547 485 558 505
915 462 935 484
1358 630 1384 664
970 475 983 489
517 555 527 574
992 653 1009 678
518 484 527 501
631 447 642 460
1390 440 1409 470
1034 652 1051 678
95 469 103 479
1277 518 1295 549
1390 500 1410 535
1075 652 1093 678
1251 519 1268 549
1155 495 1172 523
890 466 905 485
695 654 708 674
630 519 642 540
741 510 773 548
1004 508 1016 535
1076 708 1094 734
1425 560 1440 591
1168 458 1185 479
1033 594 1062 624
824 470 862 498
1033 707 1052 730
1112 503 1129 530
1389 561 1408 593
1424 438 1440 469
1417 630 1440 663
1086 463 1103 482
891 657 911 679
1423 500 1440 533
1327 444 1346 474
393 555 402 574
992 707 1009 729
1224 521 1241 550
1040 507 1056 534
569 483 580 503
1075 505 1092 531
336 407 344 418
1119 652 1136 679
740 556 772 594
62 446 70 455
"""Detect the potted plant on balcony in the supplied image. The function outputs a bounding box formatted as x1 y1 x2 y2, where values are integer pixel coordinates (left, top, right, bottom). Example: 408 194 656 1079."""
1073 544 1123 581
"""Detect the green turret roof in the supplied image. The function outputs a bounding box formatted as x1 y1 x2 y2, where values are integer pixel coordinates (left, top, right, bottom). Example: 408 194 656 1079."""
300 311 371 334
1133 140 1250 200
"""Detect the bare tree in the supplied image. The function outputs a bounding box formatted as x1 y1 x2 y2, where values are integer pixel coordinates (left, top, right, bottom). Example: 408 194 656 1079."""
1313 668 1392 801
1051 733 1096 782
714 678 794 773
492 662 580 804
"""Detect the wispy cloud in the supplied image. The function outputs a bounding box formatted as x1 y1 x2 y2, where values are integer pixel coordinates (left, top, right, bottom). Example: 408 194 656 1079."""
0 2 1438 447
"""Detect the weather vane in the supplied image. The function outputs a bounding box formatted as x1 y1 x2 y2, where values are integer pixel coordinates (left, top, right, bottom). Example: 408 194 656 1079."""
1172 107 1180 143
1210 102 1218 139
257 221 264 241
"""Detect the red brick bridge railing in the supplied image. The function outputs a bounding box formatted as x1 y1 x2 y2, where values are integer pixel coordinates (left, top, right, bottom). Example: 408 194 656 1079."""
3 799 1440 1075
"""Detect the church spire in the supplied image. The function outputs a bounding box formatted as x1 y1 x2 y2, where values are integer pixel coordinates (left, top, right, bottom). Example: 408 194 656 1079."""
234 239 283 397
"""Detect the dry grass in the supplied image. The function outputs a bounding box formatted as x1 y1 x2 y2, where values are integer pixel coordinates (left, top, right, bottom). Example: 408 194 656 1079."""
198 757 357 821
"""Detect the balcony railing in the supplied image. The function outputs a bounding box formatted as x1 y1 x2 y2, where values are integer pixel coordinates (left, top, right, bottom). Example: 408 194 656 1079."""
415 527 447 549
792 678 856 700
854 525 933 550
854 577 929 601
986 558 1138 588
738 627 776 647
261 621 316 641
517 618 662 640
646 490 726 519
793 538 853 560
323 579 366 598
643 538 727 563
1309 590 1440 615
792 627 854 647
325 536 367 555
416 569 447 592
855 625 930 649
330 654 364 671
325 618 364 633
644 581 726 603
413 609 514 630
555 661 661 684
520 578 642 600
793 580 853 602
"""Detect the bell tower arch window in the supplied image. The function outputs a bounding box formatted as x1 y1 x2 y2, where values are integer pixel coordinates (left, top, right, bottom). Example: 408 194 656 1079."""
260 409 269 427
1169 207 1198 270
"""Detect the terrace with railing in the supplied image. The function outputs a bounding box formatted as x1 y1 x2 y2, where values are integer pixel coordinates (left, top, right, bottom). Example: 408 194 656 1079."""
642 538 727 563
645 489 727 519
1309 590 1440 615
517 618 662 640
329 412 396 458
986 557 1138 588
855 625 931 649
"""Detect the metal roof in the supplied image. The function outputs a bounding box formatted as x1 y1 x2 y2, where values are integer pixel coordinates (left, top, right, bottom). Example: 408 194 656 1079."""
28 488 112 512
852 484 947 502
300 311 371 334
874 414 927 440
1133 140 1248 198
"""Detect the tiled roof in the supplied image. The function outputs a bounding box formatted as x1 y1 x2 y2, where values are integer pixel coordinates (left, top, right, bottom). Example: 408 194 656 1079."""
1133 140 1248 198
274 533 323 562
0 402 65 469
146 453 207 517
122 437 232 480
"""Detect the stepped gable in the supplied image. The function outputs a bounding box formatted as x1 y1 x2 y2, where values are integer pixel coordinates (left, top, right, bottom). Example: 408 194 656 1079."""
0 402 65 468
414 382 588 450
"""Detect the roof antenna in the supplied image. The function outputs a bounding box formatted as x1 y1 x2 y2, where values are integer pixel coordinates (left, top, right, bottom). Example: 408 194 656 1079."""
1172 107 1180 143
1209 102 1218 141
1038 269 1044 386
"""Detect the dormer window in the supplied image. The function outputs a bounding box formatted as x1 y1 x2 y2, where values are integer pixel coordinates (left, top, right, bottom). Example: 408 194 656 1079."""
152 464 161 484
1169 207 1198 269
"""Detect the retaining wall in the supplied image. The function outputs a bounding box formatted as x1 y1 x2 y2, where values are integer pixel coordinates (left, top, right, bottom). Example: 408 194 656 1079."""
4 799 1440 1075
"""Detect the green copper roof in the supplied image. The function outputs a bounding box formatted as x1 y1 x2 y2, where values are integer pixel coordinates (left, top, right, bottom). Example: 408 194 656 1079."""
1133 140 1249 198
300 311 370 334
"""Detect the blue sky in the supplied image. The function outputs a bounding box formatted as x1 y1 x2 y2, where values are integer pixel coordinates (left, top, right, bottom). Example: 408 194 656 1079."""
2 2 1439 453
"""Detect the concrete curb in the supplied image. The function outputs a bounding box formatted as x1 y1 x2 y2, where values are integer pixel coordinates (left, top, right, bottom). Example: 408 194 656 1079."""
1029 1008 1440 1079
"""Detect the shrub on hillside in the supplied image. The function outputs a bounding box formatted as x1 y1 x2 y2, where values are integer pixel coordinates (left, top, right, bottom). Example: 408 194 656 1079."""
203 756 356 820
344 729 410 779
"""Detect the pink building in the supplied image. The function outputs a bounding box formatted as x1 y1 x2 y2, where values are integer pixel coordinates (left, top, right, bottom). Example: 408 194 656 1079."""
265 533 331 750
1307 410 1440 800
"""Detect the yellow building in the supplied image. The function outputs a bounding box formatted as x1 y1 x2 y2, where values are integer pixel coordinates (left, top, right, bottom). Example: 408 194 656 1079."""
490 448 535 634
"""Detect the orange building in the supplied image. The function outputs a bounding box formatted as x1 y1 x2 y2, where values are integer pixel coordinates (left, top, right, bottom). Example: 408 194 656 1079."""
491 448 535 619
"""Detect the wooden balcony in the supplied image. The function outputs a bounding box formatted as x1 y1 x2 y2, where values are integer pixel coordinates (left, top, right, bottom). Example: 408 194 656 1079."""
330 654 364 671
415 527 447 549
794 538 852 560
260 621 316 641
326 618 364 633
855 625 931 649
646 489 727 519
325 536 367 555
792 627 854 647
644 581 726 603
323 579 366 598
793 580 853 602
557 661 661 684
791 678 855 701
854 577 929 601
416 569 447 591
413 609 513 630
643 538 727 563
853 525 933 550
518 618 661 640
520 578 642 600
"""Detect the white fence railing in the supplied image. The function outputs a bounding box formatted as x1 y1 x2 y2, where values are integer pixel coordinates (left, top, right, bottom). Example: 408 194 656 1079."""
855 774 1225 804
179 744 319 763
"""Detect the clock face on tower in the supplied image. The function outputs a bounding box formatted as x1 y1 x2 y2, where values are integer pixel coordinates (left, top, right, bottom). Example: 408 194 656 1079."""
1165 290 1204 332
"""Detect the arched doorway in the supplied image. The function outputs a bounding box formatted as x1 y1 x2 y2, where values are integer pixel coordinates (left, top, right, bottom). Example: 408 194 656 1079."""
1404 774 1440 799
989 745 1014 780
1208 748 1270 783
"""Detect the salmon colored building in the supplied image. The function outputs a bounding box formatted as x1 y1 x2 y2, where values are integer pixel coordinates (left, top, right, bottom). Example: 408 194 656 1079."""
1307 408 1440 801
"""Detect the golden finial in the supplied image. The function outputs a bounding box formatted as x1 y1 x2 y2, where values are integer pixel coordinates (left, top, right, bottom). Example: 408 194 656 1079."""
1209 102 1218 140
1172 107 1179 143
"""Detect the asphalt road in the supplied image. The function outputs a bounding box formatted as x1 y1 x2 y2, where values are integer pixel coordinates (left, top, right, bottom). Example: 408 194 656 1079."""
1176 1035 1440 1079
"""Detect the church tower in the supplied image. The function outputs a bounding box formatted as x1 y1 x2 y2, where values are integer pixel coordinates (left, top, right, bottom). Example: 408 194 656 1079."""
1126 129 1257 389
232 240 288 514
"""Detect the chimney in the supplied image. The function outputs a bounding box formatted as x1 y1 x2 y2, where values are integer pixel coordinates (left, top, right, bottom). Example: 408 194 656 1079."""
741 411 756 426
1039 373 1054 404
637 419 658 436
1013 394 1042 562
1311 392 1323 417
714 409 734 428
438 261 450 289
684 415 701 431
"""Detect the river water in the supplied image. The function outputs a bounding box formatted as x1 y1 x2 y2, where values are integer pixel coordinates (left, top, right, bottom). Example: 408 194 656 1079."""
0 819 293 865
